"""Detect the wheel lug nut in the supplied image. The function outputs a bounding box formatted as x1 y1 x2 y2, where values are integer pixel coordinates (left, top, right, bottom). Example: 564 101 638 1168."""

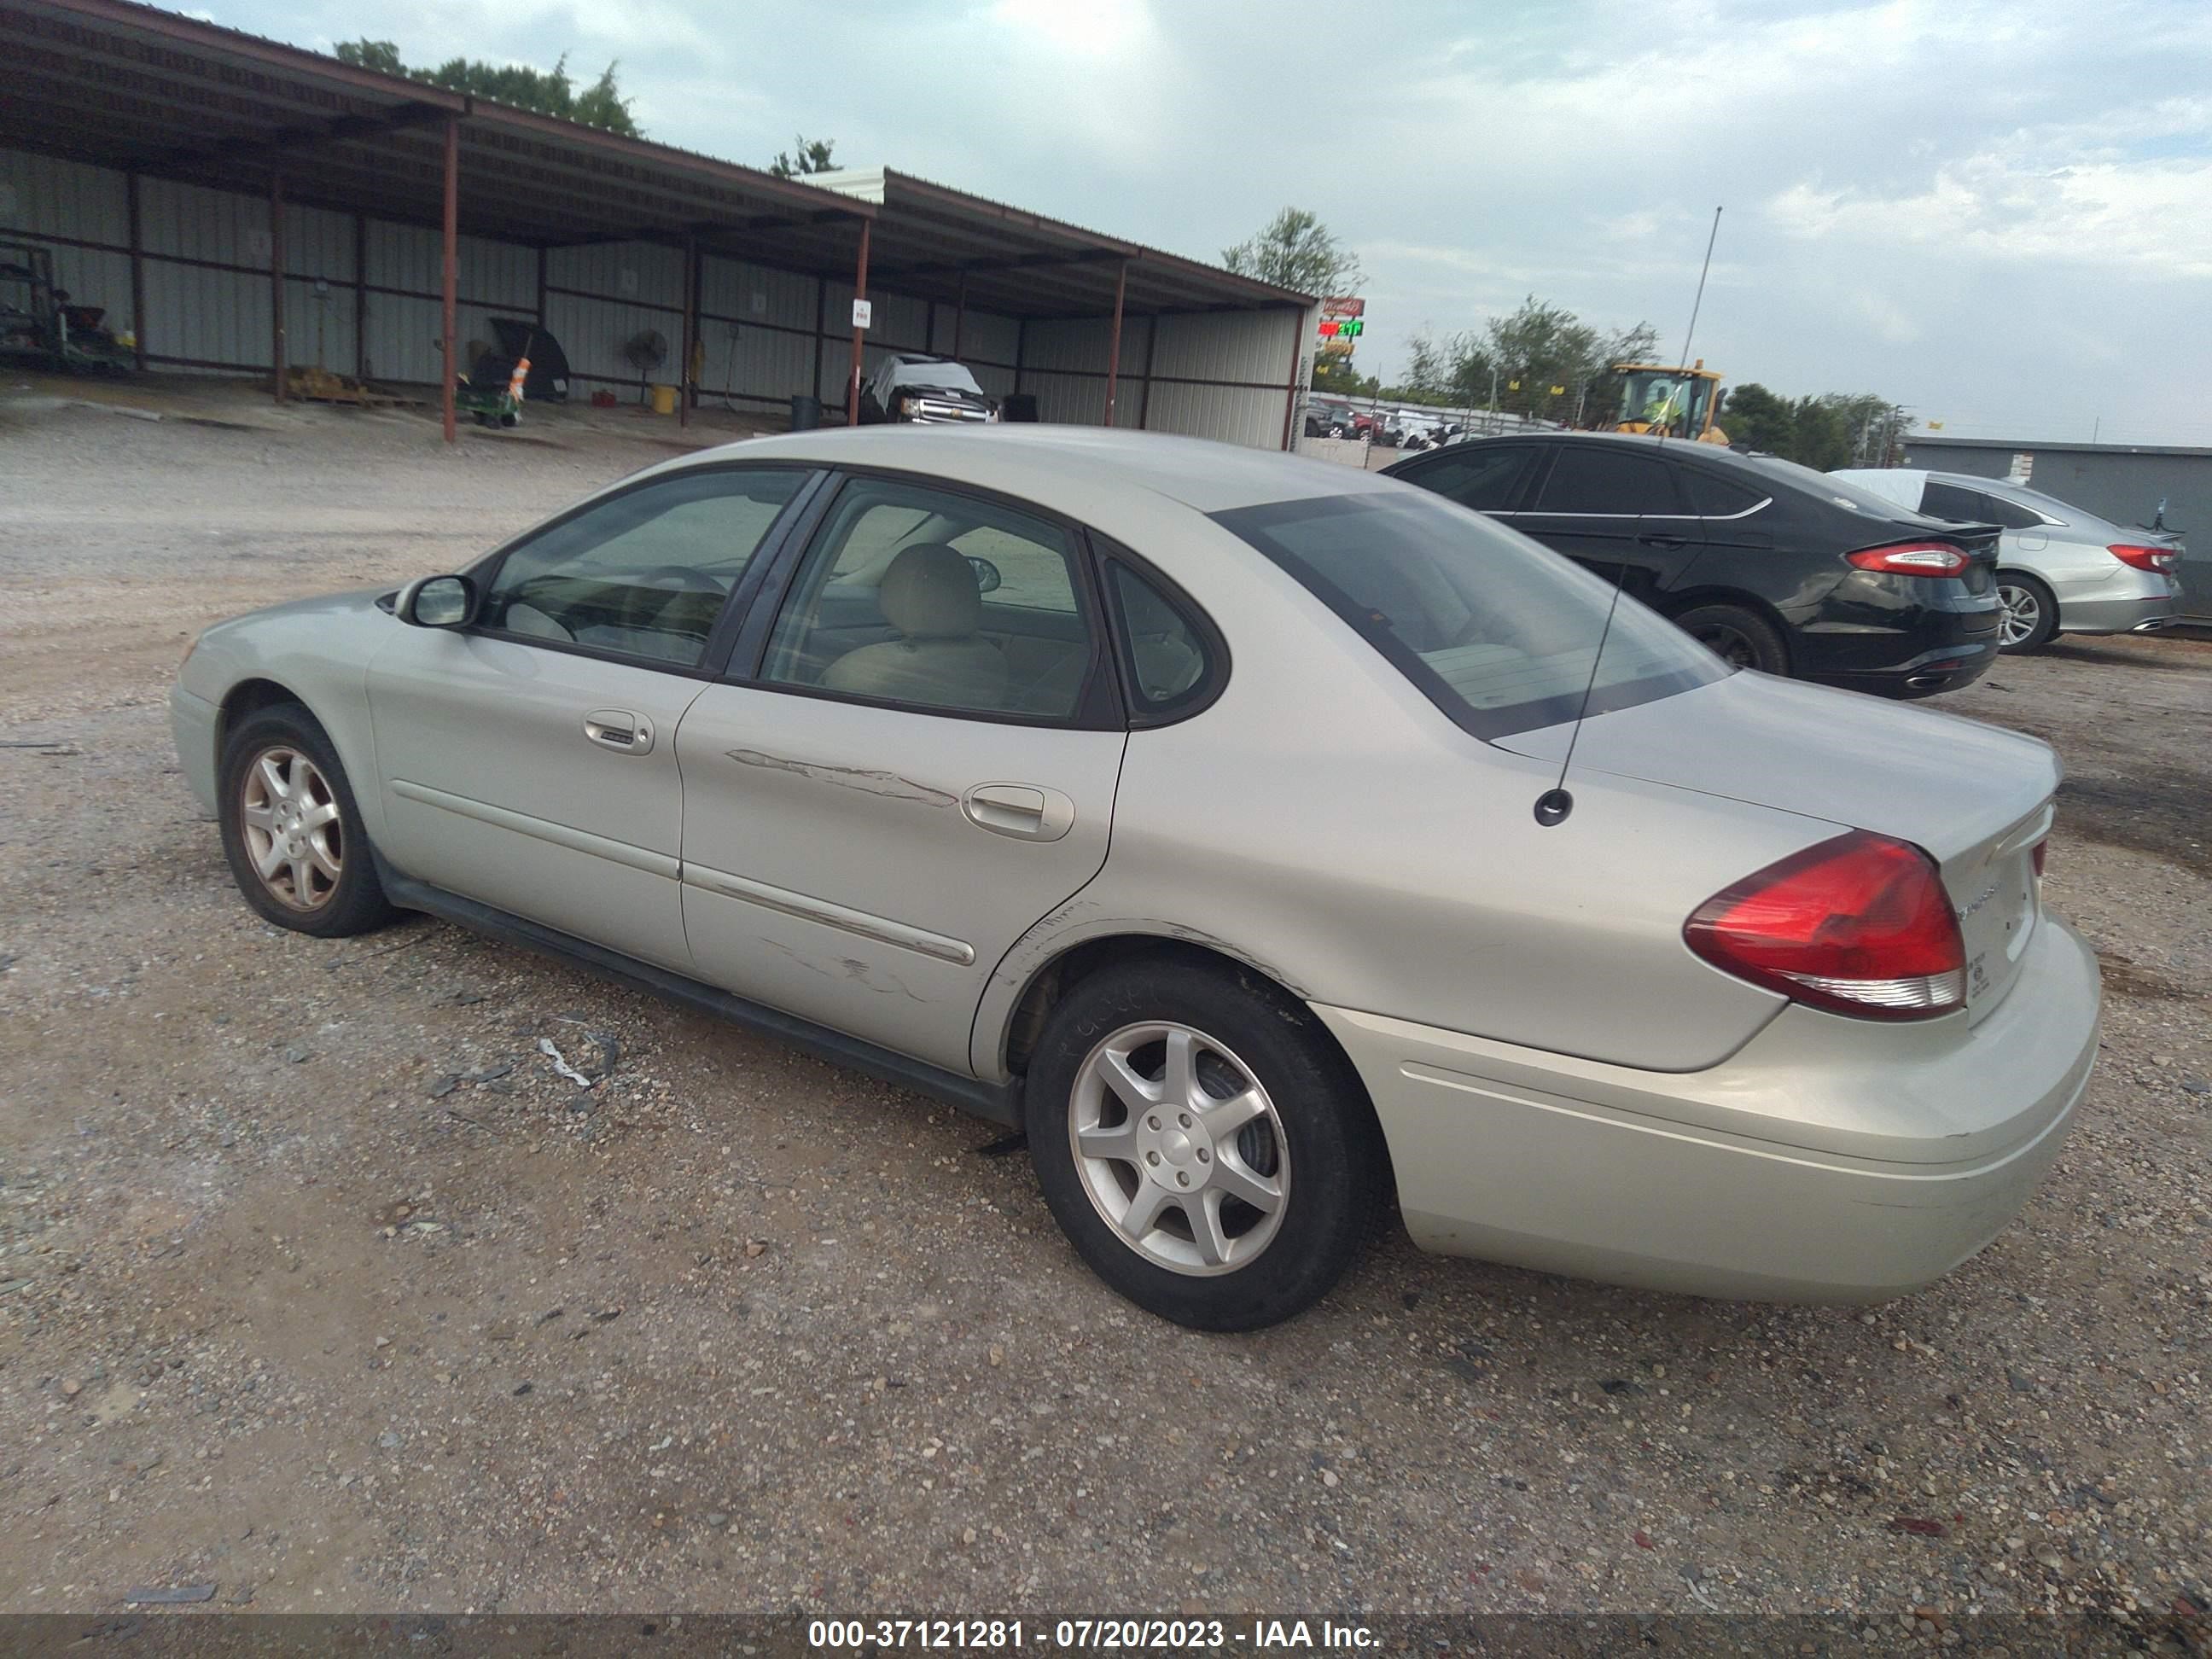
1179 1113 1190 1128
1197 1148 1209 1162
1147 1115 1159 1130
1146 1151 1160 1166
1176 1172 1189 1187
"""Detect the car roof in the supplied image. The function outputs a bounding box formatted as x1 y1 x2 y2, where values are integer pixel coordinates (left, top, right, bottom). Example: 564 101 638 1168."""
667 424 1402 515
1419 429 1755 471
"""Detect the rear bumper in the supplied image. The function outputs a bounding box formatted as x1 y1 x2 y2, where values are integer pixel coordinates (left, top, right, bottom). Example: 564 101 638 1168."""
1792 591 2002 696
1810 639 1998 696
2059 591 2177 635
1314 916 2098 1303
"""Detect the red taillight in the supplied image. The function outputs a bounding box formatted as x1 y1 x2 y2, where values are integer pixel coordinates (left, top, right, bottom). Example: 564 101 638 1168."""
2108 543 2177 573
1847 542 1970 577
1685 831 1966 1021
2032 841 2047 880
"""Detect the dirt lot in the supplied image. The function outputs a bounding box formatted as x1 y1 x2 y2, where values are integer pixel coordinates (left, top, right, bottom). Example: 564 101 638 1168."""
2 381 2209 1625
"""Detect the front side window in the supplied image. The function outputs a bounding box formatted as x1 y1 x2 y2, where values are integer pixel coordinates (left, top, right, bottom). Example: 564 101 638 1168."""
1533 447 1682 515
762 477 1096 719
1214 490 1726 739
482 468 808 667
1402 445 1537 512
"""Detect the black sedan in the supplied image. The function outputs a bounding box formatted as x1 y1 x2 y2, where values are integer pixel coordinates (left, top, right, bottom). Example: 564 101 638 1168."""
1383 434 2002 697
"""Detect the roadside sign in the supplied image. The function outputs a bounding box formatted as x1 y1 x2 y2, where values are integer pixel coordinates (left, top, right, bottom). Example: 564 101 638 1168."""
1322 296 1365 318
2007 451 2034 484
852 299 873 330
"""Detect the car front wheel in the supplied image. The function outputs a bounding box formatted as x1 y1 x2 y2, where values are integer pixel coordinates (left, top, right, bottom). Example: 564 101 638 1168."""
218 704 395 937
1024 957 1385 1330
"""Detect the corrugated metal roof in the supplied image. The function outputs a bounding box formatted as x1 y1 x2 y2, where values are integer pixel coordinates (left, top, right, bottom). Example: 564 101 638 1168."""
0 0 1302 319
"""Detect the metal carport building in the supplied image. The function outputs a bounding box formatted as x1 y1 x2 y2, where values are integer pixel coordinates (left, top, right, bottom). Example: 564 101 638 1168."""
0 0 1317 444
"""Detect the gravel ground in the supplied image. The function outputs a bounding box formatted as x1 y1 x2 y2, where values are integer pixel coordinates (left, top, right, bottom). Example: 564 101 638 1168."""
2 381 2208 1627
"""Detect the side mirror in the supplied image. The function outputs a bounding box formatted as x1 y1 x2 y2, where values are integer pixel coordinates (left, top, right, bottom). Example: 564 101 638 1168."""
967 556 1002 594
396 574 480 629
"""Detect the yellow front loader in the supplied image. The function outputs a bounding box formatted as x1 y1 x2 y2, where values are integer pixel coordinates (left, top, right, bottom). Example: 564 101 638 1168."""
1610 360 1728 444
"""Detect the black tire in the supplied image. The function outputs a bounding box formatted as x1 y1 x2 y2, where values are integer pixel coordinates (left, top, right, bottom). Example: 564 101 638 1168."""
1673 602 1790 675
1995 572 2059 653
218 703 395 937
1023 956 1387 1330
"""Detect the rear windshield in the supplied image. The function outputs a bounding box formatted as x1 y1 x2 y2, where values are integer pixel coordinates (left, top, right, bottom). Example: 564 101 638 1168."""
1213 491 1726 739
1738 452 1941 521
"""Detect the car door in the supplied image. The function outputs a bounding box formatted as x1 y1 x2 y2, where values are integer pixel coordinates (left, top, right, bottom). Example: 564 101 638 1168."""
674 473 1127 1074
365 465 816 972
1513 444 1703 604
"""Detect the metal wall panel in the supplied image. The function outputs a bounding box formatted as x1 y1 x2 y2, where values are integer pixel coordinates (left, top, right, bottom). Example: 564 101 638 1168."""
1023 370 1107 427
2 148 139 335
1 150 136 337
1140 381 1287 451
1 149 129 245
539 240 686 393
943 309 1018 366
1152 308 1302 386
367 220 532 306
694 315 816 410
284 274 356 375
1022 316 1109 374
698 255 815 333
139 176 264 266
141 254 268 370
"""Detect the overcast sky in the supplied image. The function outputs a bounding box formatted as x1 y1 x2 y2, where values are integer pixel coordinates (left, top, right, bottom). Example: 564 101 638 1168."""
199 0 2211 444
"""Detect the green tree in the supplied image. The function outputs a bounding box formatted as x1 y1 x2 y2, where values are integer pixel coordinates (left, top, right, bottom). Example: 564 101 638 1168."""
1718 384 1908 465
1717 382 1795 453
334 38 404 74
1311 357 1378 398
770 136 839 178
332 38 640 136
1223 207 1363 297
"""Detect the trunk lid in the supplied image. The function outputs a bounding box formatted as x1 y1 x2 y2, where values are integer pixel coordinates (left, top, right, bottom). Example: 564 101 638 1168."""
1499 670 2058 1021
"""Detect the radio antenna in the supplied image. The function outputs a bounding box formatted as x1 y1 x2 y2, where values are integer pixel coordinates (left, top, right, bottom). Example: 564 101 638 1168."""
1534 204 1723 828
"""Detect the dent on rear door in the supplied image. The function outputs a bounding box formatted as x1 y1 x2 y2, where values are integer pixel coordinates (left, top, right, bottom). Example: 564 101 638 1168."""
672 686 1126 1074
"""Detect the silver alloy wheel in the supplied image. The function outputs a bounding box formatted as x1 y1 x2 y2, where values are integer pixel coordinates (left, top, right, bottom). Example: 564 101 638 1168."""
239 745 343 911
1068 1021 1290 1277
1997 582 2042 646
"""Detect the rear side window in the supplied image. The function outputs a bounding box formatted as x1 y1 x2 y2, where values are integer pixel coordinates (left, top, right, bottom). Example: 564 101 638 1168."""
1213 491 1725 739
1104 560 1220 721
1976 492 2049 531
1533 447 1681 515
1401 445 1536 511
1920 481 1991 523
1680 469 1767 517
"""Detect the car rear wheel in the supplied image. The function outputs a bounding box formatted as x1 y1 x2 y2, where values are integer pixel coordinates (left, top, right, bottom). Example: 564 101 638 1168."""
1024 958 1385 1330
219 704 394 937
1996 573 2058 652
1674 602 1790 675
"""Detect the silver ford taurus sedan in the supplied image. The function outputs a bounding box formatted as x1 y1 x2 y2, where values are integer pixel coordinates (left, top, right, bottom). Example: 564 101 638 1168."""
172 428 2100 1330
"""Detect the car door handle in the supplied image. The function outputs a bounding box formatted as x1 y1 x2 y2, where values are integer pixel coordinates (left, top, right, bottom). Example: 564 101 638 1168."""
583 710 655 755
962 782 1075 842
1638 533 1689 550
